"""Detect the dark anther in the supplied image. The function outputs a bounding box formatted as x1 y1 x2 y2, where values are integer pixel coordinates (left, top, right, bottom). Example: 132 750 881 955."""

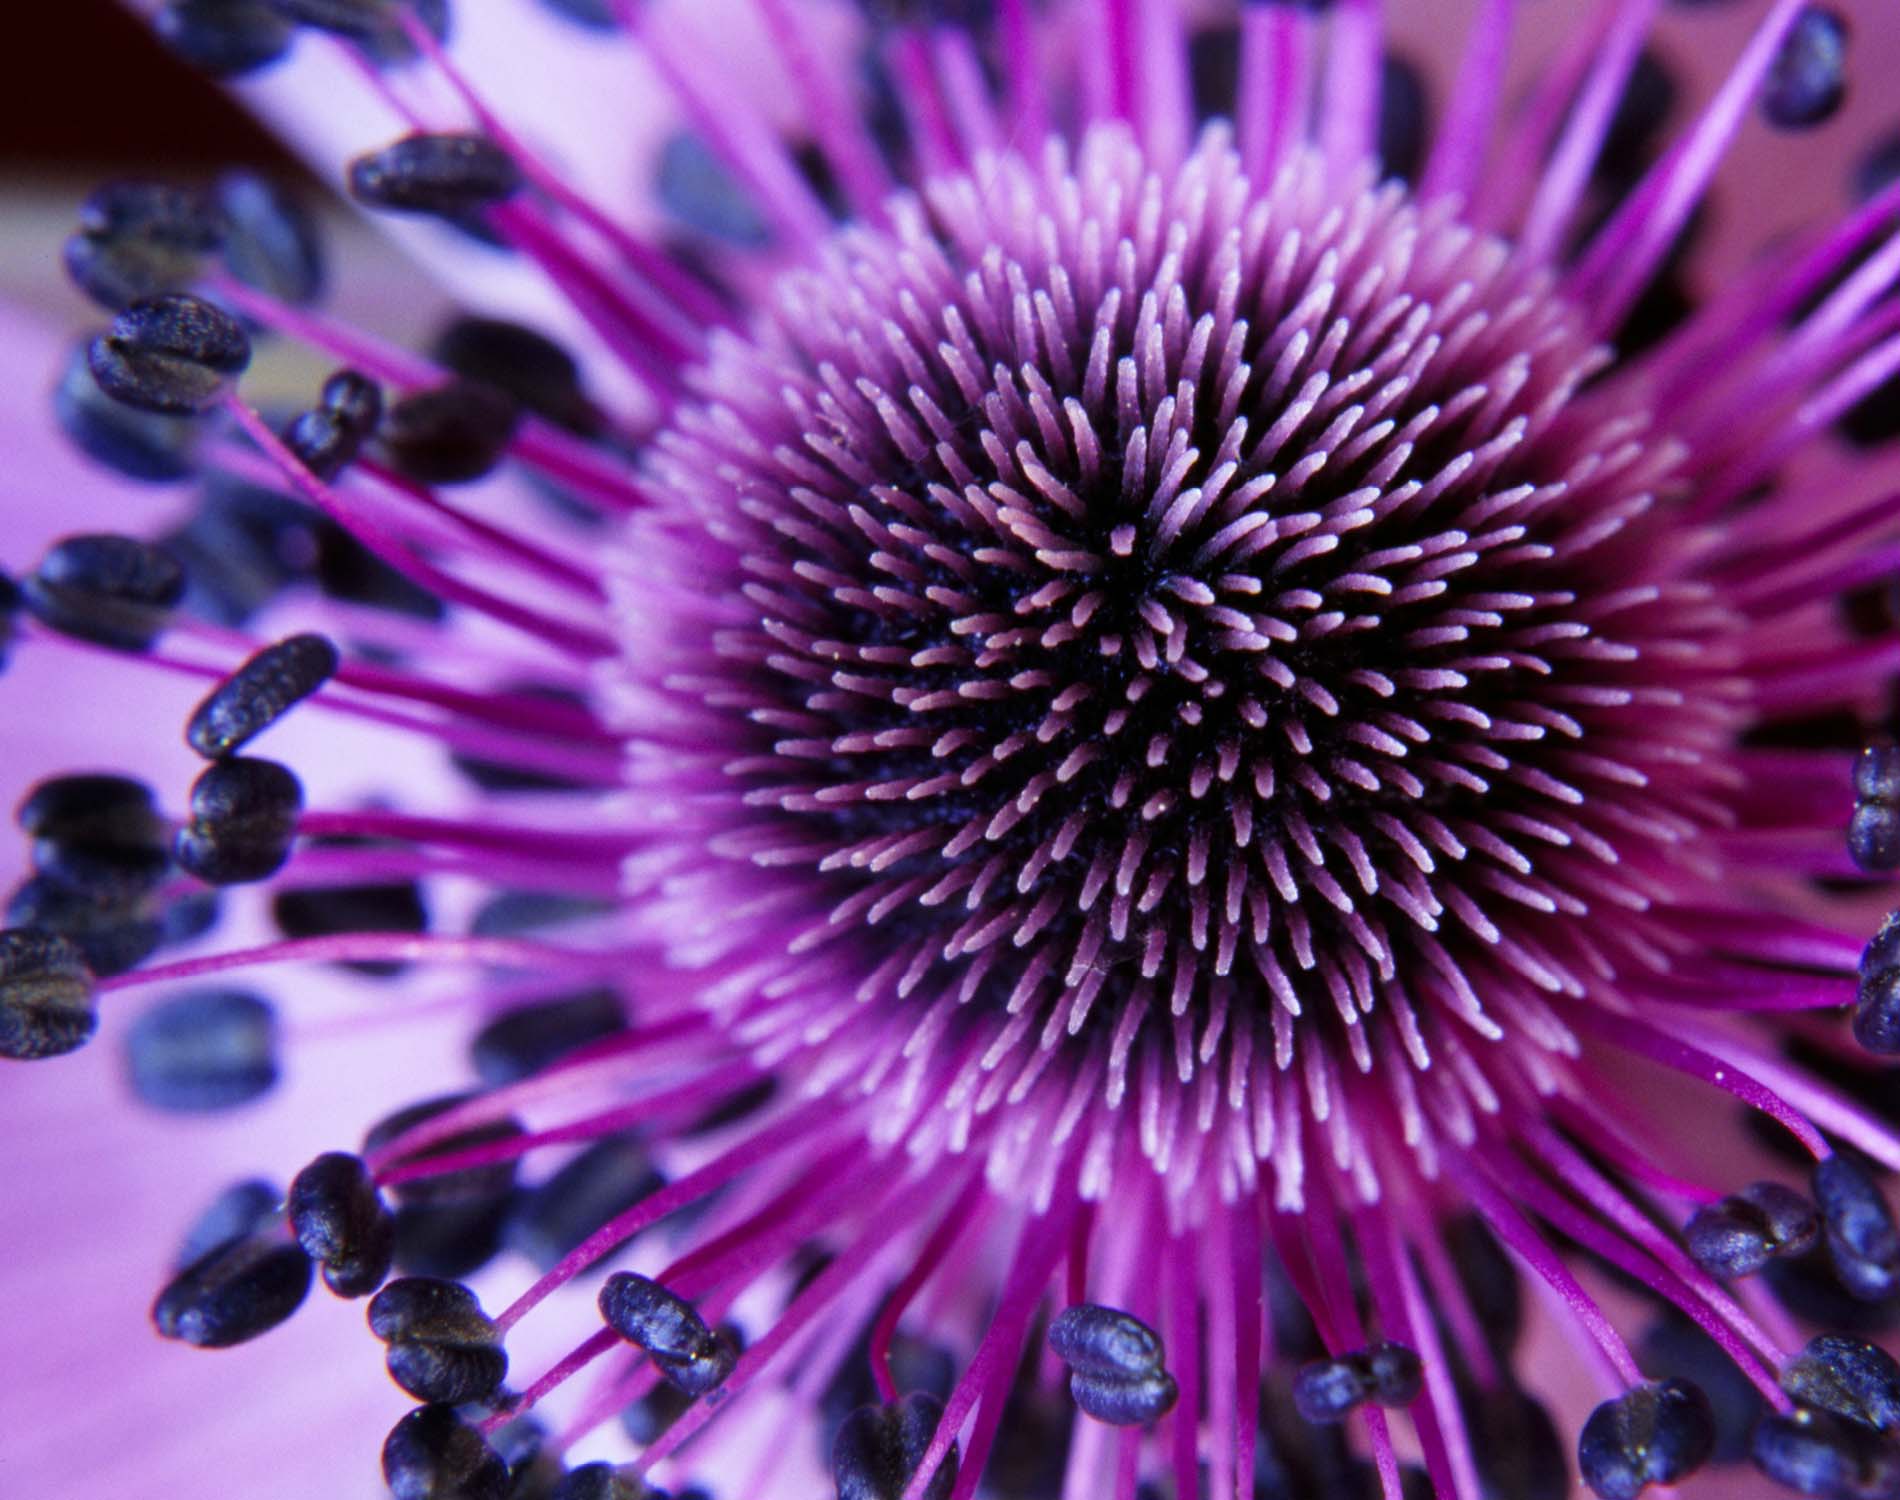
1762 6 1849 130
1857 912 1900 1055
186 632 340 758
64 181 222 312
549 1462 651 1500
1853 745 1900 870
365 1094 524 1208
1751 1405 1900 1499
174 756 303 885
383 1404 511 1500
506 1136 663 1273
1783 1334 1900 1433
532 0 619 33
321 367 384 431
368 1276 509 1405
364 1094 523 1278
124 988 279 1112
6 875 160 977
152 1232 313 1347
271 877 427 974
215 171 325 306
54 345 202 483
348 133 522 220
0 928 97 1061
175 1178 283 1268
285 369 383 483
470 987 627 1086
1068 1366 1180 1426
264 0 396 35
1857 130 1900 205
832 1393 959 1500
1578 1379 1717 1499
1291 1343 1422 1425
288 1150 396 1297
431 317 597 435
1048 1303 1180 1427
1376 54 1427 186
1815 1154 1900 1302
475 889 615 935
1465 1383 1569 1500
23 533 186 652
598 1272 739 1397
19 772 169 899
156 1 296 78
1685 1181 1821 1278
656 135 771 250
286 412 360 483
379 379 521 486
87 294 252 415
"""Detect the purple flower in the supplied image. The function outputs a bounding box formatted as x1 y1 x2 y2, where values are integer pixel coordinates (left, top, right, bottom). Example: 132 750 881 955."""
7 2 1900 1498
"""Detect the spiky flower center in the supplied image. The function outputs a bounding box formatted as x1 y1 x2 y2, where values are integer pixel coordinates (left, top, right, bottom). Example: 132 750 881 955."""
623 126 1745 1098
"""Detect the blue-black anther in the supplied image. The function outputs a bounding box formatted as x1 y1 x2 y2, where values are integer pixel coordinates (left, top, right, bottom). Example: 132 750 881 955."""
1048 1303 1165 1378
431 316 594 433
383 1404 511 1500
265 0 394 34
6 875 161 978
1815 1154 1900 1302
320 367 384 430
550 1464 651 1500
1578 1379 1717 1500
124 988 280 1112
348 133 522 219
1857 912 1900 1055
87 294 251 415
1685 1181 1820 1279
363 1096 522 1212
1048 1303 1180 1426
19 772 169 899
1854 746 1900 872
23 533 186 652
656 134 771 249
216 171 326 305
470 987 626 1086
1783 1334 1900 1433
0 928 97 1061
507 1136 663 1273
599 1272 739 1397
532 0 619 32
368 1275 508 1405
288 1150 396 1297
174 756 304 885
832 1393 959 1500
152 1232 313 1347
379 379 521 485
175 1178 283 1268
186 632 340 758
1763 6 1849 129
1751 1405 1900 1499
64 181 222 311
285 369 383 481
156 0 296 77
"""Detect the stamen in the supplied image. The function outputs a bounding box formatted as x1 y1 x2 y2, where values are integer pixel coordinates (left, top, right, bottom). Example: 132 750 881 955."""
88 293 251 414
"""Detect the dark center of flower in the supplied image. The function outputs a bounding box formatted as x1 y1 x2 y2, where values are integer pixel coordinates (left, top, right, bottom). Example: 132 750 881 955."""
627 125 1745 1076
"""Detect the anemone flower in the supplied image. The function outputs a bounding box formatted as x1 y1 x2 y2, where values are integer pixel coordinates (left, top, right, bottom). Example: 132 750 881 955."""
9 2 1900 1498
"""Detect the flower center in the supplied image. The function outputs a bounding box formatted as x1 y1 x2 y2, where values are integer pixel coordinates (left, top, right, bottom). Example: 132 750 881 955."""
620 125 1744 1081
